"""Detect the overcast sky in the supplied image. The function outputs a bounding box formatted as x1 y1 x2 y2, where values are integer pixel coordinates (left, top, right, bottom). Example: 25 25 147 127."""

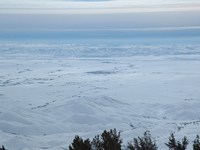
0 0 200 30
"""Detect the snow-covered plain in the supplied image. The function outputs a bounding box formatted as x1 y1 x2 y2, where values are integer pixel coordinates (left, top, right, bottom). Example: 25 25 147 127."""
0 41 200 150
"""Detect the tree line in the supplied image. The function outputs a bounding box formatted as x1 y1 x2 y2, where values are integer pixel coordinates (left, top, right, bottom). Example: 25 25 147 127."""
68 129 200 150
1 129 200 150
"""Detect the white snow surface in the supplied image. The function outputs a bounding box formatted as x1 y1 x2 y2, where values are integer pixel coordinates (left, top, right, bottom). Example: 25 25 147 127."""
0 43 200 149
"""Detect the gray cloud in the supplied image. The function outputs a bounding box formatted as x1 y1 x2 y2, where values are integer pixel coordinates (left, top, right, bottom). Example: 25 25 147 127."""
0 11 200 31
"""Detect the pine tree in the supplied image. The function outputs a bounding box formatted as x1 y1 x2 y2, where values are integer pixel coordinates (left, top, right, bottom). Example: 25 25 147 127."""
127 131 157 150
193 135 200 150
165 133 188 150
127 140 135 150
181 136 189 150
165 133 177 150
92 128 122 150
69 135 91 150
0 145 6 150
92 135 103 150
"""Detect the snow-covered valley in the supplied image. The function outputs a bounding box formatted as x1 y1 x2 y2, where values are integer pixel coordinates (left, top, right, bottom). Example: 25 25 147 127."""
0 42 200 149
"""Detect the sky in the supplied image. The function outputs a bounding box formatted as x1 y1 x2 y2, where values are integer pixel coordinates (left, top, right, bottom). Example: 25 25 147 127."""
0 0 200 31
1 0 200 14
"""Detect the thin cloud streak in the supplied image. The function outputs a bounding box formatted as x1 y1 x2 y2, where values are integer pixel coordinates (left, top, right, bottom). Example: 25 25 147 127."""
1 6 200 14
1 0 200 14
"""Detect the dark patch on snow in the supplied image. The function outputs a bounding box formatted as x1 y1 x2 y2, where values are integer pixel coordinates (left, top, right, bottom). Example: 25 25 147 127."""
86 70 117 75
31 103 50 110
17 69 31 74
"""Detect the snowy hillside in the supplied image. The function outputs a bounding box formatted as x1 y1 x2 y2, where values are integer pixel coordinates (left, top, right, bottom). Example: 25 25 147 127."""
0 41 200 149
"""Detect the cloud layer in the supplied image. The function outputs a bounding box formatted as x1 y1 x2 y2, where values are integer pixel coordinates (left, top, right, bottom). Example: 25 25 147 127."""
0 0 200 31
1 0 200 14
